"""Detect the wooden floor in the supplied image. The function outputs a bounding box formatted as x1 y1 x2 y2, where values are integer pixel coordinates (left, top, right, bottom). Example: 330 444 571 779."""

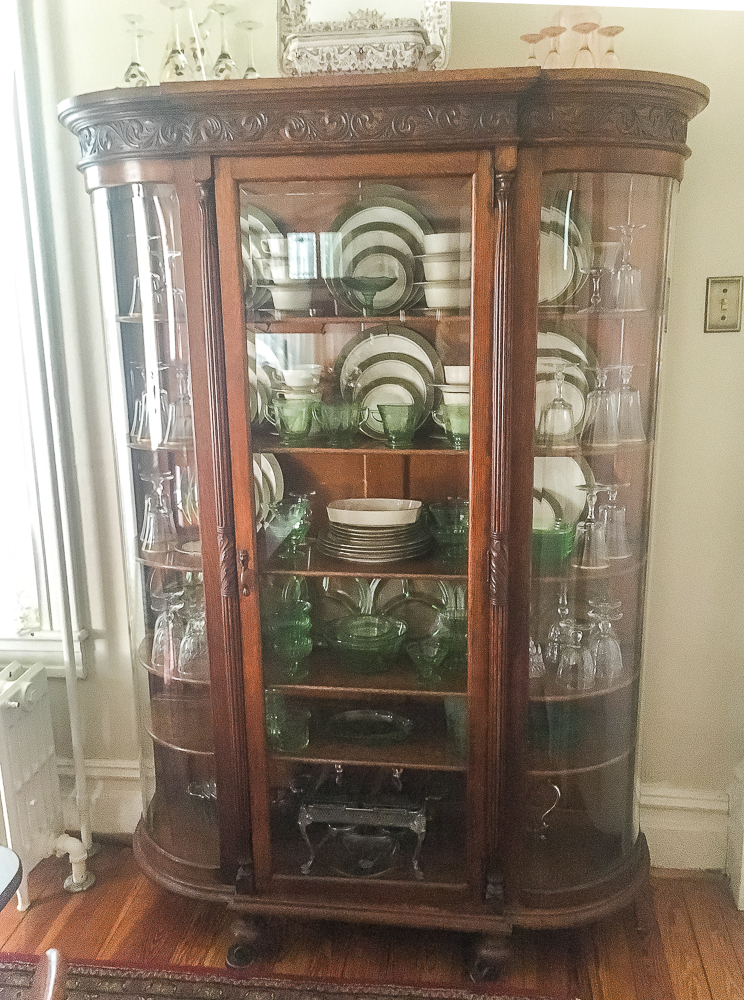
0 842 743 1000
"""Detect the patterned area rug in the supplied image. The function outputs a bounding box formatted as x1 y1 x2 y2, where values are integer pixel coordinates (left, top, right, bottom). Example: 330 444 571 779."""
0 955 566 1000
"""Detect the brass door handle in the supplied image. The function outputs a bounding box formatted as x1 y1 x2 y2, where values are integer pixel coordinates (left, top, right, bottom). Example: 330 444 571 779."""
237 550 253 597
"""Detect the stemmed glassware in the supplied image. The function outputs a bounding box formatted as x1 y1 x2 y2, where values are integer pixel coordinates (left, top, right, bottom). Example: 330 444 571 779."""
178 585 209 680
140 470 179 554
123 15 151 87
209 3 239 79
581 367 619 448
160 0 207 81
587 599 625 685
541 25 566 68
572 22 598 68
521 32 544 66
529 637 546 679
165 363 194 445
543 582 570 669
601 483 632 559
571 484 610 570
616 364 646 441
608 223 646 312
580 242 620 312
151 587 185 681
536 361 580 449
598 25 624 67
555 620 595 690
236 20 261 79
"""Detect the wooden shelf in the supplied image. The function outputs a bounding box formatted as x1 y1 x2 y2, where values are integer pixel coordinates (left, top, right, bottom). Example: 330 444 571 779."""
251 436 468 457
138 636 210 687
529 670 638 704
260 544 467 580
266 655 467 699
147 694 215 755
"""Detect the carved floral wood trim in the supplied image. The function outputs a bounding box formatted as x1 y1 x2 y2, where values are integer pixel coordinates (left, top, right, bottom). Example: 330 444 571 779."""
70 101 518 165
59 71 708 171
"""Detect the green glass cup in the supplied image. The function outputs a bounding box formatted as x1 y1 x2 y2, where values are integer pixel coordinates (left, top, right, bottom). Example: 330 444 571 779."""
271 625 313 681
428 499 469 562
444 696 468 757
376 403 421 449
267 498 311 558
433 402 470 449
268 396 315 446
315 401 368 448
406 634 451 689
265 688 311 752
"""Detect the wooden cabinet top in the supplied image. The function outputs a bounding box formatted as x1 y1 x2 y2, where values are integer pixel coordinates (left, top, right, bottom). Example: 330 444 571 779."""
59 68 708 170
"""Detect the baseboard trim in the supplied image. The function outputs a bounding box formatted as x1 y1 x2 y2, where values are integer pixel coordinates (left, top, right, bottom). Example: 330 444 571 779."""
55 761 736 894
640 783 729 874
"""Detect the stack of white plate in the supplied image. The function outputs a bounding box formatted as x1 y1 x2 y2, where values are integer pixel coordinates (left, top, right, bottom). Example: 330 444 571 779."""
334 325 444 439
325 185 432 316
538 202 592 307
318 498 432 563
253 453 284 527
534 327 596 434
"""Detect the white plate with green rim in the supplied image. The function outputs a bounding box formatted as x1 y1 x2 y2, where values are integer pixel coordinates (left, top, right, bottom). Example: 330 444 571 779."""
534 371 587 429
356 376 425 439
335 323 444 389
239 200 281 310
262 453 284 503
533 456 594 525
538 204 591 306
332 195 433 255
329 245 415 316
344 352 435 415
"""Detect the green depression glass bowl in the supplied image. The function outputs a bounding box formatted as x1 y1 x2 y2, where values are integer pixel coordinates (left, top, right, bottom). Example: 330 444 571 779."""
325 614 407 672
531 521 575 571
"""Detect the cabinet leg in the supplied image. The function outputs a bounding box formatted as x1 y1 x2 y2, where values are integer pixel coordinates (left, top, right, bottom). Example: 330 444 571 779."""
226 916 280 968
467 933 511 982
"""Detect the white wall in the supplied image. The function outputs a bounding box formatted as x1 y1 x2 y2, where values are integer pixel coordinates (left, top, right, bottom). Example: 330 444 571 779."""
37 1 744 864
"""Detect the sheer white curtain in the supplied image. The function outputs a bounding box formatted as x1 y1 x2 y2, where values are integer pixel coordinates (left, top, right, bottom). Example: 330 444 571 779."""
0 2 91 678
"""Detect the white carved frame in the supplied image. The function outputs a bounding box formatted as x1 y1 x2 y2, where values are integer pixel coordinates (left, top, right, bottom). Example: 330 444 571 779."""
277 0 450 76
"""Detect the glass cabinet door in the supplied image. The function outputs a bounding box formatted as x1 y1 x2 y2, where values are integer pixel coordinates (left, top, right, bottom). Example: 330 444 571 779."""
523 172 676 904
92 183 218 868
220 163 492 895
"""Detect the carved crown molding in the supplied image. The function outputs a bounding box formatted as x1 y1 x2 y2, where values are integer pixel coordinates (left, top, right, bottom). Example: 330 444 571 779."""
58 70 709 171
522 100 689 149
65 100 519 166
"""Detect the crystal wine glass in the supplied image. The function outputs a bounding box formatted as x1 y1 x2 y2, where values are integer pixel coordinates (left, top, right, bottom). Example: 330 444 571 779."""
236 20 261 79
587 599 625 685
541 25 566 68
600 482 632 559
572 22 598 68
165 363 194 445
529 636 546 679
555 620 595 690
616 364 646 441
209 3 239 79
140 471 179 553
543 581 570 669
571 484 610 570
122 15 151 87
536 361 580 449
579 242 620 312
581 367 619 448
151 588 185 681
521 32 544 67
598 25 624 67
160 0 207 81
608 223 646 312
178 587 209 680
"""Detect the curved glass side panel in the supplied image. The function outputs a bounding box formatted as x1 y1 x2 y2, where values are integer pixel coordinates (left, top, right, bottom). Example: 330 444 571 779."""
92 183 218 867
523 172 677 903
238 175 475 888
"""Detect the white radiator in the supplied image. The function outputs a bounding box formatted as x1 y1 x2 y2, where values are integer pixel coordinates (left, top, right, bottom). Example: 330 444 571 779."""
0 661 65 909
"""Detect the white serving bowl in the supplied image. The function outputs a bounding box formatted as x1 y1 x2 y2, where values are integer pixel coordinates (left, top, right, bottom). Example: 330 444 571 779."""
422 255 470 282
327 499 422 526
270 283 313 311
283 364 322 389
444 365 470 384
423 232 470 255
441 386 471 405
424 281 470 310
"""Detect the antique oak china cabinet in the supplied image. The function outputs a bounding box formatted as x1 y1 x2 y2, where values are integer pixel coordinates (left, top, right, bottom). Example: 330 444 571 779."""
59 68 707 976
